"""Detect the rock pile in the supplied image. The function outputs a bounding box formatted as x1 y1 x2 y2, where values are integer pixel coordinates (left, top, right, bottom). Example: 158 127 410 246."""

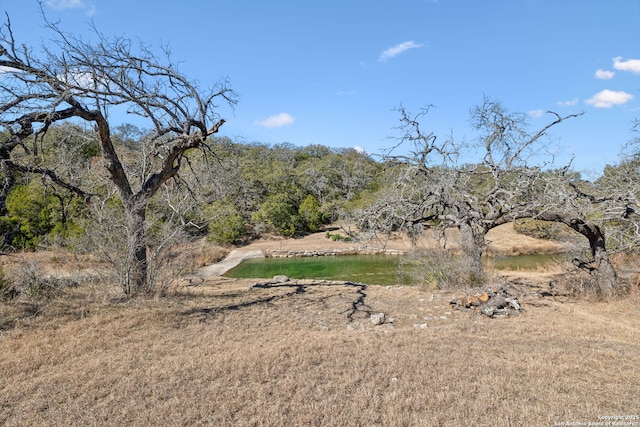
263 248 404 258
450 286 523 318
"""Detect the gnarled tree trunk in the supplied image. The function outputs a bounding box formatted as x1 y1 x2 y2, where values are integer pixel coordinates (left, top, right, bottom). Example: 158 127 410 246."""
568 219 617 297
537 212 618 296
458 220 487 280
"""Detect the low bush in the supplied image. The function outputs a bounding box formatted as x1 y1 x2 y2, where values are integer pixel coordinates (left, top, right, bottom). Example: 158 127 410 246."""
400 248 491 290
324 231 354 242
204 201 247 245
0 266 18 300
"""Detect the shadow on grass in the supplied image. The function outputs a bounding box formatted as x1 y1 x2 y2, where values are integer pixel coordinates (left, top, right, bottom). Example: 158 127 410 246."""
181 280 372 321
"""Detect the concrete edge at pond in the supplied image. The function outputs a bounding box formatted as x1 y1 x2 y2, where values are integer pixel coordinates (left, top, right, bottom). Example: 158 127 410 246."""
195 250 264 277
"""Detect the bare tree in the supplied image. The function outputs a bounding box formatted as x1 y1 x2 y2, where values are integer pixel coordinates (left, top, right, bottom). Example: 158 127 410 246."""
367 98 640 295
522 117 640 295
359 98 583 284
0 11 237 295
394 100 580 266
528 171 621 295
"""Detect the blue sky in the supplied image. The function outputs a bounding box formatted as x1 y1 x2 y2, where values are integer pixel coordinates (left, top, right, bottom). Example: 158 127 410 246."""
2 0 640 174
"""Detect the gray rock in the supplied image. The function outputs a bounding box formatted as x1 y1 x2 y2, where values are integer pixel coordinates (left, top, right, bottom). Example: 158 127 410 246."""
370 312 386 325
272 275 289 283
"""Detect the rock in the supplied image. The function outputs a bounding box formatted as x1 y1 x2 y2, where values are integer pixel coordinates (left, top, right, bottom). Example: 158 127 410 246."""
456 291 492 309
450 286 524 318
272 275 289 283
370 312 386 325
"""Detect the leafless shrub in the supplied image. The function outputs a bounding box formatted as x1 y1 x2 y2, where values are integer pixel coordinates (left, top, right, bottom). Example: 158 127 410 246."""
399 248 491 290
0 266 18 300
558 267 603 298
4 259 93 312
146 213 192 297
80 189 194 297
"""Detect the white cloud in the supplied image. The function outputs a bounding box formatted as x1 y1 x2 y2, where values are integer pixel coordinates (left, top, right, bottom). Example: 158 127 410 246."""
255 113 295 128
46 0 85 9
63 70 98 88
557 98 579 107
0 65 21 73
45 0 96 16
595 69 615 80
379 41 424 62
585 90 633 108
528 109 545 118
354 146 367 154
613 57 640 74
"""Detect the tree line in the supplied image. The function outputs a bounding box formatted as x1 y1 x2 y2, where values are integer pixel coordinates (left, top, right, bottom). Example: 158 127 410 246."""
0 126 379 249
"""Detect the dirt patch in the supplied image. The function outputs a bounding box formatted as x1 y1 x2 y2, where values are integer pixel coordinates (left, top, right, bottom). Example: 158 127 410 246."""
485 223 569 255
238 222 571 255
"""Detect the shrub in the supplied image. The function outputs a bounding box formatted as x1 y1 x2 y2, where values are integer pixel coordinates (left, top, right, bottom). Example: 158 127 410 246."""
400 248 490 290
1 181 87 250
324 231 354 242
298 195 325 232
252 194 300 237
205 200 247 245
4 183 57 249
0 216 20 250
0 266 18 300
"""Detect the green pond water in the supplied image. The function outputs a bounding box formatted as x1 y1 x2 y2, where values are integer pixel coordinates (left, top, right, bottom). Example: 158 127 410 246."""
224 253 560 286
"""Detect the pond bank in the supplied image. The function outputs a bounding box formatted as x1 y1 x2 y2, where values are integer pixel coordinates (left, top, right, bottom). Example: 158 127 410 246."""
264 248 404 258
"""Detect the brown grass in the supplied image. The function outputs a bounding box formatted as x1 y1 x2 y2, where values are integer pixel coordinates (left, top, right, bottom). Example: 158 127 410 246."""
1 273 639 426
1 225 637 426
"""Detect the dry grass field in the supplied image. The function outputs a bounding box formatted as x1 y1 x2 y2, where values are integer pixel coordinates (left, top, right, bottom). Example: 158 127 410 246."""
1 224 639 426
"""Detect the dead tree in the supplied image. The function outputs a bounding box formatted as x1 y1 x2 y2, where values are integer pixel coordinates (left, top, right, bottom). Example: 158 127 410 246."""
0 12 237 296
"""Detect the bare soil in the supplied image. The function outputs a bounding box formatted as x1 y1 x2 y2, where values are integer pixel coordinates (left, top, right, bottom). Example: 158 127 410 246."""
238 222 568 257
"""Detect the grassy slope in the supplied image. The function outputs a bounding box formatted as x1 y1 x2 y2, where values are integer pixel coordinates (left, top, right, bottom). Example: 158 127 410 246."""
1 274 639 426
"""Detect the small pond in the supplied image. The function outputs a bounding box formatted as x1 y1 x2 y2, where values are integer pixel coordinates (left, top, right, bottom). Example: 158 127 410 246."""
224 253 561 286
